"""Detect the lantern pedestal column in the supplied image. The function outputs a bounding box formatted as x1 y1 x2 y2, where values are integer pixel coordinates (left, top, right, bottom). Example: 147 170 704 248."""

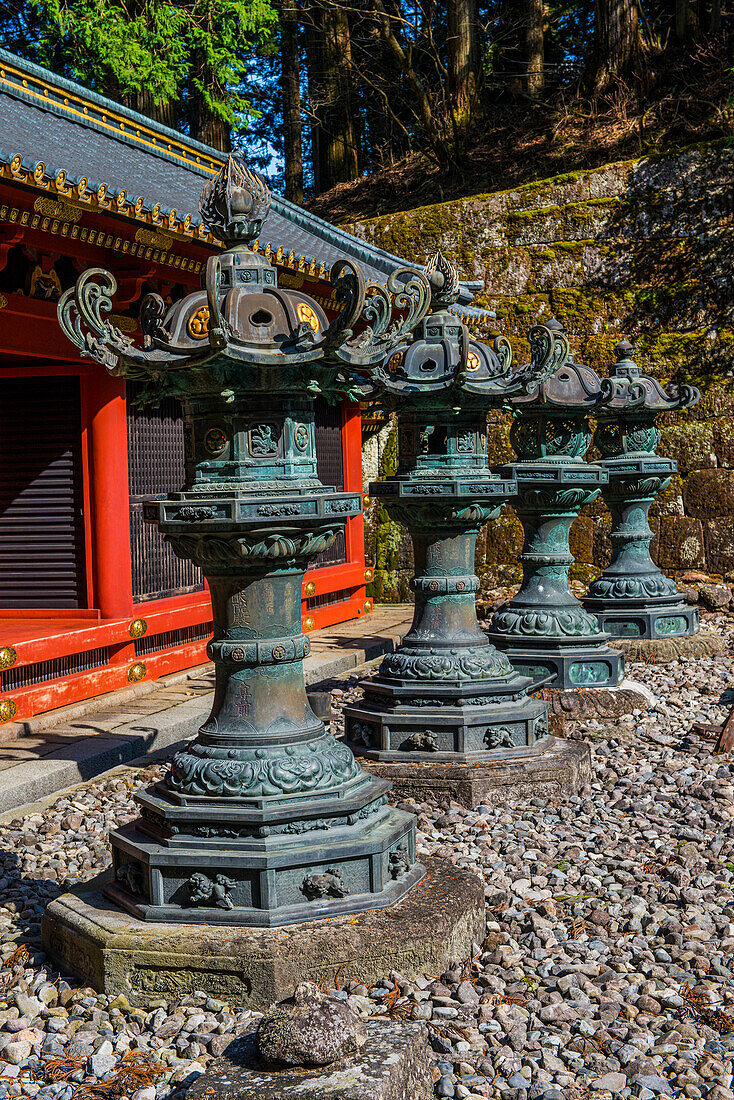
343 410 590 807
97 393 425 927
46 163 488 1003
583 457 698 640
488 462 625 691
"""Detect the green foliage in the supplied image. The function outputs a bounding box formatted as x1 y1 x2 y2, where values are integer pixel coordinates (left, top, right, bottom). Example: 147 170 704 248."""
21 0 276 129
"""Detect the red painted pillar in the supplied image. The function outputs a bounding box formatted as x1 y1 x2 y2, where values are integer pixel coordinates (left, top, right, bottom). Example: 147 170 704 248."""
87 371 134 621
343 398 368 616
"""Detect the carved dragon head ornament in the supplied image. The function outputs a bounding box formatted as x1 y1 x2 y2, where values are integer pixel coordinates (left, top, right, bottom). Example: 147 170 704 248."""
199 155 271 246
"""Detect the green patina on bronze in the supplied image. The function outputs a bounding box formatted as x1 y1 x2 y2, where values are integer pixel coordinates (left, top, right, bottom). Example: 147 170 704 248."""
487 321 625 690
583 340 700 640
56 156 431 928
344 254 551 764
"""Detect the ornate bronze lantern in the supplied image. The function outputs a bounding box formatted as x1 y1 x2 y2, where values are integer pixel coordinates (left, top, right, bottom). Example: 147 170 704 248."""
57 158 426 925
583 340 700 639
487 321 624 690
343 254 552 767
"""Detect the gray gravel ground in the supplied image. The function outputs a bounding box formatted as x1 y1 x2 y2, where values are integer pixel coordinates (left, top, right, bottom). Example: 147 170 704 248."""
1 613 734 1100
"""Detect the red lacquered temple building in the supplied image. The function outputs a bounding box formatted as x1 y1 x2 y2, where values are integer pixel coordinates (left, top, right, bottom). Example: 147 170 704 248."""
0 49 487 725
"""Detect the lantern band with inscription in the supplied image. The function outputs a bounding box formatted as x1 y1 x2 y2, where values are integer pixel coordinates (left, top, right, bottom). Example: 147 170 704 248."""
57 158 426 925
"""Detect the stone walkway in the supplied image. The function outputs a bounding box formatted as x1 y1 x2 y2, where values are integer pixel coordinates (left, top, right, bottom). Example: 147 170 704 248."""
0 605 412 816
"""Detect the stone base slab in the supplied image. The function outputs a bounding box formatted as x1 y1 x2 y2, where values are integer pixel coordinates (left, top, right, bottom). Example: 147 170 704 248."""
611 628 725 663
185 1020 433 1100
359 737 591 808
539 677 655 719
41 857 484 1009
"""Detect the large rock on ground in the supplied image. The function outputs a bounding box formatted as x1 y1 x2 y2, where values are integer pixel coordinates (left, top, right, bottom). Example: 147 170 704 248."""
256 982 366 1067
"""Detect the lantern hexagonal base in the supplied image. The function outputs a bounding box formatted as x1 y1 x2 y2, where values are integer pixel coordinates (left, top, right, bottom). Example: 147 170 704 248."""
344 687 548 762
489 637 625 692
582 598 699 641
42 858 485 1009
105 776 424 927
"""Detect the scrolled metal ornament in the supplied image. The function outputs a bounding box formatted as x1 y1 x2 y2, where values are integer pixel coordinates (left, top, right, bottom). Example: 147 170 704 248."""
57 268 133 373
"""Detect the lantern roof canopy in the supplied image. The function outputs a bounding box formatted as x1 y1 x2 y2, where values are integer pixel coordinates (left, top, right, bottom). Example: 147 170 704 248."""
58 160 442 388
599 340 700 414
358 253 561 406
509 319 615 412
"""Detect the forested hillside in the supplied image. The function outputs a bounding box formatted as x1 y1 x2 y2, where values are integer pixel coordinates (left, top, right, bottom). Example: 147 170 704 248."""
1 2 731 214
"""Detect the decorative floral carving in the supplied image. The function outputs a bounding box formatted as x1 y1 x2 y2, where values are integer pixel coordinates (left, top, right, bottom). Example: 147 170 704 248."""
404 731 438 751
178 506 215 522
301 867 349 900
256 504 299 517
168 738 361 797
117 862 145 896
492 606 601 638
587 574 677 600
188 872 236 909
380 645 512 681
534 715 549 740
517 487 599 512
351 721 377 747
544 416 591 459
249 423 279 456
167 527 339 567
293 424 310 450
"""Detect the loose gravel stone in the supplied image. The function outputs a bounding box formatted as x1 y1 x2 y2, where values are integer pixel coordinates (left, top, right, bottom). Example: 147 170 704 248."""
0 610 733 1099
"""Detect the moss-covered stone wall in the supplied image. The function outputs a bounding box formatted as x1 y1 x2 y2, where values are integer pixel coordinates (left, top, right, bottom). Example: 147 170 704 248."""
350 142 734 598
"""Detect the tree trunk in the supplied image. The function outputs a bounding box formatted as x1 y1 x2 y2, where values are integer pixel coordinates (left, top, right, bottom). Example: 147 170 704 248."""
520 0 545 96
676 0 692 41
585 0 647 91
308 1 359 192
447 0 480 123
121 88 177 129
280 0 304 203
372 0 452 168
188 50 231 152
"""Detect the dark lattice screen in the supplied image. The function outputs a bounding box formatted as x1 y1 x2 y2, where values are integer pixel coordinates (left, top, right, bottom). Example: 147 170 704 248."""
127 384 204 603
0 377 86 608
312 397 347 569
126 390 348 600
